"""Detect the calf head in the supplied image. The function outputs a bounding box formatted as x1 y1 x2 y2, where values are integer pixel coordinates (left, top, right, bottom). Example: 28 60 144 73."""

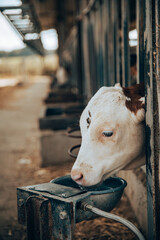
71 83 145 186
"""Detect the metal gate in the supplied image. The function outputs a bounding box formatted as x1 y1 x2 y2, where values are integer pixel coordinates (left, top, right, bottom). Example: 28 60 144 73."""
72 0 160 239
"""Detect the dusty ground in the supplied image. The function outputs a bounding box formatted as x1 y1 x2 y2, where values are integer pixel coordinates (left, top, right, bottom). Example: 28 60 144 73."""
0 77 141 240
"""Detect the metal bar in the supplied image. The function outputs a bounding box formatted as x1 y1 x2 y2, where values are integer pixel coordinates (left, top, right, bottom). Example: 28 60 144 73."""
106 0 112 86
121 0 130 87
77 20 84 101
51 200 75 240
115 0 120 84
82 15 92 100
26 196 49 240
103 0 110 86
112 0 120 84
110 0 116 86
100 0 106 86
94 1 99 90
144 0 160 239
94 1 99 89
155 0 160 108
108 0 115 86
88 9 98 95
102 0 108 86
136 0 144 83
97 0 104 87
57 0 66 65
154 0 160 236
39 200 52 240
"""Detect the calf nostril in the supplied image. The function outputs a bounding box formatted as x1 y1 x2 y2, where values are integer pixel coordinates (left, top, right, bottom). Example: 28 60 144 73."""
71 170 83 182
75 173 83 181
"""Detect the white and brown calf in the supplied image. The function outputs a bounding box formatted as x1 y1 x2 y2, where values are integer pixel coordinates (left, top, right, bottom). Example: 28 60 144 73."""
71 83 145 186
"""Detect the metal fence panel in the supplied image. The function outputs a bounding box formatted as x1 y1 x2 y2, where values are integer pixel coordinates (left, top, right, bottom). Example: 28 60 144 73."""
144 0 160 239
121 0 131 87
136 0 144 84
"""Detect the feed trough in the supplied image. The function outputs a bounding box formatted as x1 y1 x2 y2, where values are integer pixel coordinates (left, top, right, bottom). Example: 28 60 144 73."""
17 175 145 240
39 115 79 130
39 106 84 130
17 175 128 239
44 92 81 104
45 105 84 117
50 175 127 222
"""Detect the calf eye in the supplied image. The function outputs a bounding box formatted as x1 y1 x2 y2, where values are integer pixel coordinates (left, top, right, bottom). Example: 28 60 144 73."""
103 131 113 137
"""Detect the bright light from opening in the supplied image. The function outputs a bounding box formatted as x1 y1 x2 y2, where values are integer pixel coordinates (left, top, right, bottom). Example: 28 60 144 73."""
0 0 22 7
14 18 30 24
25 33 39 40
40 29 58 51
8 15 22 21
3 9 22 15
0 12 25 52
129 29 138 47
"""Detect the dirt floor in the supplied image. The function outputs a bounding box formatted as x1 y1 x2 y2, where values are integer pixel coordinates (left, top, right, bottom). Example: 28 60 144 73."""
0 77 141 240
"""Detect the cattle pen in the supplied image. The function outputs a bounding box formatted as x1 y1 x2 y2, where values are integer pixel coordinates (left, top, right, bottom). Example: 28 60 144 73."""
60 1 160 239
0 0 160 240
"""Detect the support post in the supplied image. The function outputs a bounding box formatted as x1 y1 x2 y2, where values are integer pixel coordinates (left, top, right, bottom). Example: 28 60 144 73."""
26 196 51 240
112 0 120 84
136 0 144 83
104 0 110 86
144 0 160 239
121 0 130 87
77 20 84 101
51 200 75 240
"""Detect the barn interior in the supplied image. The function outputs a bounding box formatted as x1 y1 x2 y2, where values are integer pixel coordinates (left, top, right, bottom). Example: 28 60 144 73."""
0 0 159 239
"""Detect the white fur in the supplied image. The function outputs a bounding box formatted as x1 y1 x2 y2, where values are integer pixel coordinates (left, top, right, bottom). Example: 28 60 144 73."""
71 86 145 186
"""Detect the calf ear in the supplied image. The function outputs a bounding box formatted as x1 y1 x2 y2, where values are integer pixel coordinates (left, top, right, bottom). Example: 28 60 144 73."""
123 83 145 124
132 97 145 123
134 107 145 123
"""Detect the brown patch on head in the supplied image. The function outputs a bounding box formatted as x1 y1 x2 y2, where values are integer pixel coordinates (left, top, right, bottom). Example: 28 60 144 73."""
123 82 145 114
97 130 106 144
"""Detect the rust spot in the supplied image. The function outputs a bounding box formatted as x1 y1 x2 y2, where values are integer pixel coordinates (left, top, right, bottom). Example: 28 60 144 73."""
123 82 145 114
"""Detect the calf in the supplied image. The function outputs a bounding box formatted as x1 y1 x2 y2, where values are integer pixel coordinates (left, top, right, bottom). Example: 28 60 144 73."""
71 83 145 186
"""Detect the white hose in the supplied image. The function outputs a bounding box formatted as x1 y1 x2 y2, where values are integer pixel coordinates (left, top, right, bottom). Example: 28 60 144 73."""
84 204 145 240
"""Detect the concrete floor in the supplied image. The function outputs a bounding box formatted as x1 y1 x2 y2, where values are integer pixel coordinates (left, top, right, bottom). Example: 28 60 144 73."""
0 76 50 238
0 76 141 240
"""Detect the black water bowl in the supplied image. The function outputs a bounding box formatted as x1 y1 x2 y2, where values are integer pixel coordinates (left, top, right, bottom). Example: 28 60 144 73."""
51 175 127 221
51 175 127 194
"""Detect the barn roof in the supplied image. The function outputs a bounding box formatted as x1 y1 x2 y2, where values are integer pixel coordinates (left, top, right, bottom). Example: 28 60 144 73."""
0 0 77 55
